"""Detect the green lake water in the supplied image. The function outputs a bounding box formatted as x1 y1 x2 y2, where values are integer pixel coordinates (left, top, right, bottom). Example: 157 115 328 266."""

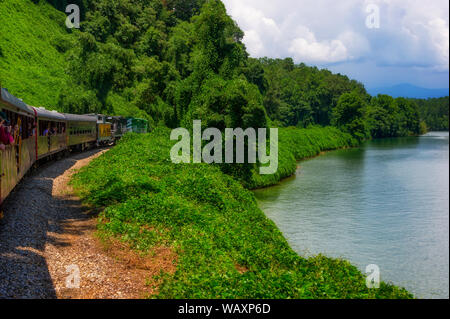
254 132 449 299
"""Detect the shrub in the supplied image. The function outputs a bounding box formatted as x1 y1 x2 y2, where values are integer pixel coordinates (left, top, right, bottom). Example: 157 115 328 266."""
72 127 412 299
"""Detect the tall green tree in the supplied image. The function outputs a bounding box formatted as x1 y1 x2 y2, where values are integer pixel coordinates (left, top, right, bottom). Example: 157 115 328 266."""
332 91 369 140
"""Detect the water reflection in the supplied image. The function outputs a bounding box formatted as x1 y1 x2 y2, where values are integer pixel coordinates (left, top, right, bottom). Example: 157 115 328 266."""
254 132 449 299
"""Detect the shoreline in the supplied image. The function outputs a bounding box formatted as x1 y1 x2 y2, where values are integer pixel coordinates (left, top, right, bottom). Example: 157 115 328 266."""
247 126 359 189
250 130 450 191
250 145 356 191
70 127 413 299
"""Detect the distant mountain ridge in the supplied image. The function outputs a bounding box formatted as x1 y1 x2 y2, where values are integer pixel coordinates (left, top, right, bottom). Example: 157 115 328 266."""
368 84 449 99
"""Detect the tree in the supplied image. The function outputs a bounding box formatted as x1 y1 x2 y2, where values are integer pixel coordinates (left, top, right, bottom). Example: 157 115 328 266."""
166 0 206 21
332 91 369 140
367 95 400 138
396 98 420 135
243 58 268 94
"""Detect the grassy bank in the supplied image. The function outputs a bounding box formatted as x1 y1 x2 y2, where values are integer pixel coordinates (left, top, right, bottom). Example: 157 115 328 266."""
0 0 71 108
72 127 412 298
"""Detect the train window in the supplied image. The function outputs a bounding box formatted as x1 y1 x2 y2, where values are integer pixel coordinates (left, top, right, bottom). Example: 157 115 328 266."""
1 109 36 141
50 123 57 135
39 120 63 136
22 116 28 139
57 122 66 134
39 120 49 136
3 109 17 127
21 116 35 140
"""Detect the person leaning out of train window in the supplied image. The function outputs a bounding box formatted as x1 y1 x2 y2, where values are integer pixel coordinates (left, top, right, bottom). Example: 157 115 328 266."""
0 117 4 151
3 120 15 145
0 112 14 151
13 123 20 142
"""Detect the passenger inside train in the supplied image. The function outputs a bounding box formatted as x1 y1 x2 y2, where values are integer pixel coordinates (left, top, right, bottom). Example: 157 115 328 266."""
0 111 14 151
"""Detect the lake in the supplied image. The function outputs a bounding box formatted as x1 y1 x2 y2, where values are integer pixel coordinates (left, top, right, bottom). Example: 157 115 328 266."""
254 132 449 299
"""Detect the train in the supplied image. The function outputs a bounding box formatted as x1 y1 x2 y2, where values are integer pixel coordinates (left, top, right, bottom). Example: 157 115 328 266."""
0 85 149 206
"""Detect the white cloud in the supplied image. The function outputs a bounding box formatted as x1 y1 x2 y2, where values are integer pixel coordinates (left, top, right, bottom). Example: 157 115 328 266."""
222 0 449 73
288 26 349 63
243 30 264 56
426 18 449 71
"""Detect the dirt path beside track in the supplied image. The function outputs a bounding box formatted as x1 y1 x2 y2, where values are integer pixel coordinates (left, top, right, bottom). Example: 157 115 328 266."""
0 148 168 299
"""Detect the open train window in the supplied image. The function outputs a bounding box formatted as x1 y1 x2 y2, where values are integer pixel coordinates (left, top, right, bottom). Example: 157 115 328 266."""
57 122 66 134
21 116 35 140
1 109 35 142
39 120 66 136
39 120 49 136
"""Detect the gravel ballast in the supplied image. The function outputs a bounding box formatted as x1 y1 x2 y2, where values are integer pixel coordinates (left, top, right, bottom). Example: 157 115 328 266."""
0 148 160 299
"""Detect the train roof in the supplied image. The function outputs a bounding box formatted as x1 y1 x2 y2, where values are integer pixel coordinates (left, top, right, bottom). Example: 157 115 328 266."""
33 107 66 121
0 87 34 115
0 87 100 122
84 113 112 123
84 113 127 121
64 113 98 122
84 113 111 118
107 115 125 120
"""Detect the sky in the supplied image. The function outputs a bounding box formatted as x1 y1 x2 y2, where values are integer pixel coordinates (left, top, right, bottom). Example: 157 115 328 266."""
221 0 449 90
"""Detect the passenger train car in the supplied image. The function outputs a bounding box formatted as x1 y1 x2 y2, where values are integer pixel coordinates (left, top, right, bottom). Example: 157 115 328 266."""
0 85 149 206
64 113 98 150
